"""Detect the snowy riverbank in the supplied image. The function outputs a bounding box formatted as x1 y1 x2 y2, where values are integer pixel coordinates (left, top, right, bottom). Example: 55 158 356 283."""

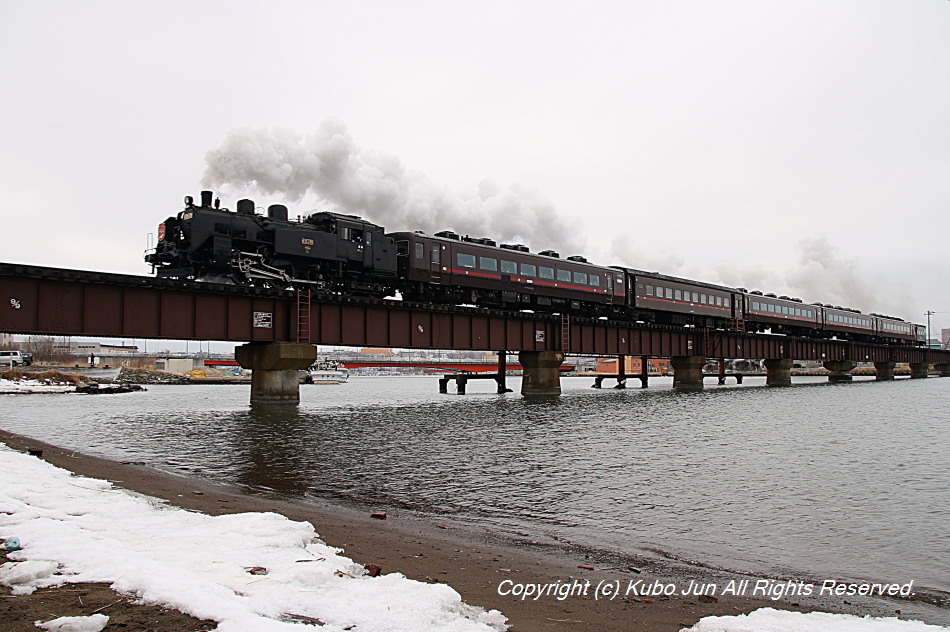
0 377 76 394
2 444 947 631
0 444 507 631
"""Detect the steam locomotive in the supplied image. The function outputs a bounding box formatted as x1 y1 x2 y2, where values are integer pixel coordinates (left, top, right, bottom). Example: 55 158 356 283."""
146 192 924 346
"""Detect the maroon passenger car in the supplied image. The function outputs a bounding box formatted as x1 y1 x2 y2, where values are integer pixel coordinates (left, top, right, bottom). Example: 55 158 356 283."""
744 292 821 336
620 269 742 328
389 231 625 313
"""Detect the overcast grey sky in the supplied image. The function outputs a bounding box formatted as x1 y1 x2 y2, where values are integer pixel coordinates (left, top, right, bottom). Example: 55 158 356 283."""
2 1 948 335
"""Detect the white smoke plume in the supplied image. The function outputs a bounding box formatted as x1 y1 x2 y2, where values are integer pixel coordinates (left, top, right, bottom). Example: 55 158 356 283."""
611 233 914 319
609 233 687 276
201 120 586 255
784 237 874 311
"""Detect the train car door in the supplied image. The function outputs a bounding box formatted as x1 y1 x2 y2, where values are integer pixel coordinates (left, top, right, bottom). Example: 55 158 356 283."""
605 273 614 305
429 242 443 284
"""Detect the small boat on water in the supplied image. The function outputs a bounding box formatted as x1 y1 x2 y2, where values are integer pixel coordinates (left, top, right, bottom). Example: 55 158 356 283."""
303 360 349 384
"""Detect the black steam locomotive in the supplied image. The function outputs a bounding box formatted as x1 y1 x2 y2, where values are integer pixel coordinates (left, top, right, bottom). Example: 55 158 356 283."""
147 191 397 296
146 192 924 346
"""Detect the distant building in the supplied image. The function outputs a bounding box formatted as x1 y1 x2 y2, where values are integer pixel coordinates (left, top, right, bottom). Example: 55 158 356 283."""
359 348 394 356
942 328 950 349
52 341 139 356
0 333 12 348
596 357 670 374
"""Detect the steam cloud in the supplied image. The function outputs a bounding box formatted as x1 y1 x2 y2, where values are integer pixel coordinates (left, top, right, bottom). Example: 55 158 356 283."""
612 234 912 318
784 237 912 316
202 120 586 255
202 121 913 321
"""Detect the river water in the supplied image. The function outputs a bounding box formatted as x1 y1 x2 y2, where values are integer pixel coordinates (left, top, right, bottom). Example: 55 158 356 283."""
1 374 947 616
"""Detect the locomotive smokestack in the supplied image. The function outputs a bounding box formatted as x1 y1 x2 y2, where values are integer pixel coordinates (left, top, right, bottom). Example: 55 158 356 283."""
201 190 213 208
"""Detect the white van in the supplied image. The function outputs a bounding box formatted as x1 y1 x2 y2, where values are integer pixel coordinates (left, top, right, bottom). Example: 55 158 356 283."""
0 350 26 367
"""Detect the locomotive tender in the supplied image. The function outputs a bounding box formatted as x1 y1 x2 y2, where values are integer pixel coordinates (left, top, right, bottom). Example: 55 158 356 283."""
146 192 921 346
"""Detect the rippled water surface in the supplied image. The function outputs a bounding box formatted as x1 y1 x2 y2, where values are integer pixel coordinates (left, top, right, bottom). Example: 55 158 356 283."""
2 375 947 600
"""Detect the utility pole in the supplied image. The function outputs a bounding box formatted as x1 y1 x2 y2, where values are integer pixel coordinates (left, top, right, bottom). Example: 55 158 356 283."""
926 310 935 348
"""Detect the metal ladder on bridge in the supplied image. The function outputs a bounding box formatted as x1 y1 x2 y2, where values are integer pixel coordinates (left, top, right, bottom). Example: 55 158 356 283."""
731 317 746 333
703 327 720 359
296 288 312 343
561 313 571 352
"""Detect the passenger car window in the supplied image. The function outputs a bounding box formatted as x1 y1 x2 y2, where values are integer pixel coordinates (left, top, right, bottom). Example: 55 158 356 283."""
539 266 554 279
479 257 497 271
589 275 600 287
521 263 536 277
501 260 517 274
557 269 571 282
457 253 476 268
574 271 588 284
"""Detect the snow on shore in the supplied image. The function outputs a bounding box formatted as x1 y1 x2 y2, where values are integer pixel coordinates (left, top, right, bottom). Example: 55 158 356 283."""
1 445 944 632
683 607 948 631
0 378 75 393
0 445 507 631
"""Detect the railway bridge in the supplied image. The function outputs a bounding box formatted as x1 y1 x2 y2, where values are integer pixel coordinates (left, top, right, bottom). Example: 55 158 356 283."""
2 262 949 404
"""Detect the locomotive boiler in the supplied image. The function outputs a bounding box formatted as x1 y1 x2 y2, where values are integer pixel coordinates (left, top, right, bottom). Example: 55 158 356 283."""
146 191 397 296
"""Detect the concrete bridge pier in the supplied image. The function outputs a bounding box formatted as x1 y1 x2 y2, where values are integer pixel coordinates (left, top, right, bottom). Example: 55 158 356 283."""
823 360 857 382
518 351 564 395
909 362 931 379
935 363 950 377
874 361 896 381
671 356 705 390
764 359 793 386
235 342 318 405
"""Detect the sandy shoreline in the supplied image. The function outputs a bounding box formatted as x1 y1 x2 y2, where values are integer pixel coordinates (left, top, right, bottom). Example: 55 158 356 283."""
0 428 937 630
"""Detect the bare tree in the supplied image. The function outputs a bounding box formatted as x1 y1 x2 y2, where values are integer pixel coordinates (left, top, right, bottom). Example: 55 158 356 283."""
25 336 56 363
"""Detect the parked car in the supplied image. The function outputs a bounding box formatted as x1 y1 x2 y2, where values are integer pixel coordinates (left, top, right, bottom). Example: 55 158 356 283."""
0 350 27 367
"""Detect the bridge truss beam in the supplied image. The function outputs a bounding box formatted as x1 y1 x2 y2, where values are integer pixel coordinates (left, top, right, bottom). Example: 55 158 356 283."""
2 263 950 366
